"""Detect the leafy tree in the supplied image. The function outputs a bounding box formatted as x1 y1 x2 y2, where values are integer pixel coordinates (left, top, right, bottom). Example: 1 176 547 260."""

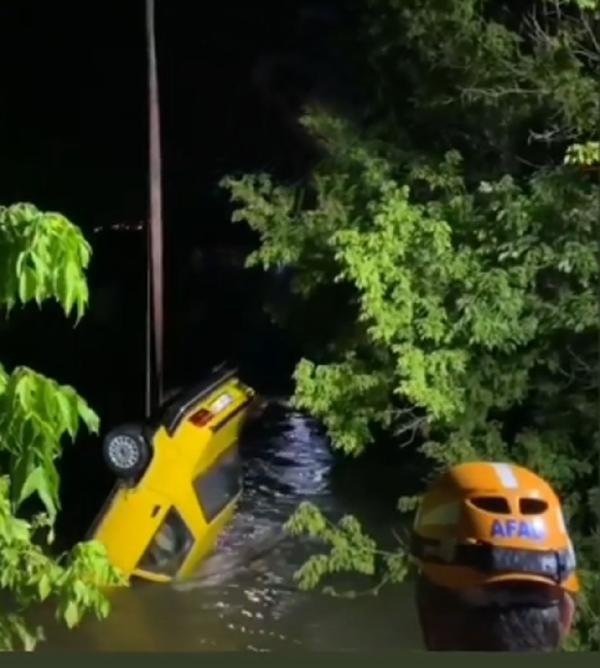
0 203 125 651
223 0 600 650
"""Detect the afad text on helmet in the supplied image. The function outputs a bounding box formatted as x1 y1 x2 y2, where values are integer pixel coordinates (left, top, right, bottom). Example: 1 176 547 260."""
490 518 546 541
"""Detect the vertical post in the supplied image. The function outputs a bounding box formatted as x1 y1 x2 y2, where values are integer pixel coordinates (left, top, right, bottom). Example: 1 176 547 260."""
145 215 153 418
145 0 164 416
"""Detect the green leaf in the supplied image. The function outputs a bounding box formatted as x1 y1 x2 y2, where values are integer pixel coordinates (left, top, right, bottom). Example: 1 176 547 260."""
17 466 57 521
56 390 79 439
38 574 51 602
17 267 37 303
62 260 80 317
13 373 36 413
98 598 110 618
63 601 80 629
76 397 100 434
73 580 88 603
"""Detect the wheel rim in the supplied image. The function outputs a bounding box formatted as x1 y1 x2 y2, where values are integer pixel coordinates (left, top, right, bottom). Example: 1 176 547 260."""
107 435 140 470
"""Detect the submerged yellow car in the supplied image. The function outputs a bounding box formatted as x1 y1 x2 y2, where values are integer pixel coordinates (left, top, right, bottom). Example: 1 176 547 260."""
87 367 255 583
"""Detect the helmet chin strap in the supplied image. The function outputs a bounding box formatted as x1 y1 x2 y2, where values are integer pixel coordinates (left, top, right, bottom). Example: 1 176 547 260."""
411 532 576 586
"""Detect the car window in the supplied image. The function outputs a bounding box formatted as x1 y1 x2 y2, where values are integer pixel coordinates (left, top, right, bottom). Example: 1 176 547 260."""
193 445 242 522
136 507 194 576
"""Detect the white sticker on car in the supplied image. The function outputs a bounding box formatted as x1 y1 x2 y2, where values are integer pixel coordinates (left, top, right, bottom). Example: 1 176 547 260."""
210 393 234 415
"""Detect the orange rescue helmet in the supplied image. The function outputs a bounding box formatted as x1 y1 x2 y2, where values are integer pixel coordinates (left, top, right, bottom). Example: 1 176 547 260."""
410 462 579 594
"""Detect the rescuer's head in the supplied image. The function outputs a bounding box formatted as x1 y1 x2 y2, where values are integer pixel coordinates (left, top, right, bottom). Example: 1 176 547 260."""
410 462 578 651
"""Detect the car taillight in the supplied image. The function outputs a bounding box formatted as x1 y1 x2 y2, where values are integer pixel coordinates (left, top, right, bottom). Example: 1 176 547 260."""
189 409 213 427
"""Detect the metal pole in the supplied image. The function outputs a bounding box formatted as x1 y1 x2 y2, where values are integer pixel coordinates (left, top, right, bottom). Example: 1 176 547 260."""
145 0 164 415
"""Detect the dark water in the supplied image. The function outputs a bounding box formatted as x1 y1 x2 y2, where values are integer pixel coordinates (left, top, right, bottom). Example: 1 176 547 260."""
39 406 422 652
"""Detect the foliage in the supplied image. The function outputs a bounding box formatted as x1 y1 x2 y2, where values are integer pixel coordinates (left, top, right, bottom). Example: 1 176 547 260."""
223 0 600 651
0 477 123 650
0 203 126 650
0 366 99 530
285 501 412 597
572 0 600 9
565 141 600 166
0 203 91 320
225 137 598 474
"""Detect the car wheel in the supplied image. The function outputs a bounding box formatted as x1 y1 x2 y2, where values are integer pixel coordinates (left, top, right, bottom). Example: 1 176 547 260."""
102 424 151 480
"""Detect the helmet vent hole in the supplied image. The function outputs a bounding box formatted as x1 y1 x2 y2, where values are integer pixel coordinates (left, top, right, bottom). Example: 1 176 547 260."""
471 496 511 513
519 498 548 514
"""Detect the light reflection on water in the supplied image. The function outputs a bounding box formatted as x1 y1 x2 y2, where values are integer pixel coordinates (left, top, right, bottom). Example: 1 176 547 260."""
40 409 422 652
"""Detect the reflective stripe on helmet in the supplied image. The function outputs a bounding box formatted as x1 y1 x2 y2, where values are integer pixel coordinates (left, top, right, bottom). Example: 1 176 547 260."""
556 508 567 535
490 463 519 489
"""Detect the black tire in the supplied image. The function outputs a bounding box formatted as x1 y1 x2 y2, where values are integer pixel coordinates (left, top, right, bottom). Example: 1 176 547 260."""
102 423 151 480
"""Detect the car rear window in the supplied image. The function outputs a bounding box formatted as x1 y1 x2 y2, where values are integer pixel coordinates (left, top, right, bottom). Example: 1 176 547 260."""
193 445 242 522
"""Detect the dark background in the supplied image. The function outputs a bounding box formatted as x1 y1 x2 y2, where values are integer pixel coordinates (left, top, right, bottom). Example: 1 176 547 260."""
0 1 360 543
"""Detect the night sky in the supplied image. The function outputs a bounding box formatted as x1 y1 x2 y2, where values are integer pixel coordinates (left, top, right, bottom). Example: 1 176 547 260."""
0 1 358 542
0 0 353 389
1 1 351 230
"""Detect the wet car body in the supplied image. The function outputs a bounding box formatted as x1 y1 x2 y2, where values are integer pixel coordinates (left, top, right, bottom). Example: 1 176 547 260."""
88 367 256 583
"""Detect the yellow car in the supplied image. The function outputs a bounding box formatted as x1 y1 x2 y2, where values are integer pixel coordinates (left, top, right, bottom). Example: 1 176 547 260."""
87 367 255 583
